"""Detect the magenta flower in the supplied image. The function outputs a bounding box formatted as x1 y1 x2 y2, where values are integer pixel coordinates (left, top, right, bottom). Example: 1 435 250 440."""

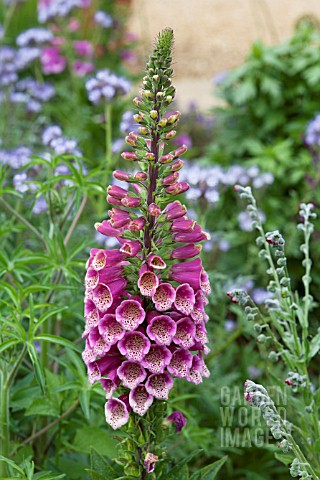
105 398 129 430
73 60 94 77
73 40 93 57
167 411 187 433
82 28 211 431
129 384 154 415
116 299 146 330
152 283 176 311
117 361 147 389
41 46 66 74
147 315 177 346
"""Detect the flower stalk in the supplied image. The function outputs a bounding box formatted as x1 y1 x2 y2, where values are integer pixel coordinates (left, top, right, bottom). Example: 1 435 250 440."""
83 28 211 477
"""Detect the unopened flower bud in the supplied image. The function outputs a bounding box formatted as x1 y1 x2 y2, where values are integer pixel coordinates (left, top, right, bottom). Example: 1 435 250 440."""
173 144 188 158
149 110 158 119
144 90 152 98
165 130 177 140
268 351 278 362
138 126 149 135
160 153 174 164
152 74 159 82
158 118 168 128
133 96 142 107
168 111 181 124
121 196 141 208
148 203 161 216
165 95 173 103
134 171 147 181
156 91 164 99
166 181 189 195
162 172 179 186
113 170 131 182
121 152 138 161
133 113 144 124
125 135 137 147
171 159 184 171
145 152 155 162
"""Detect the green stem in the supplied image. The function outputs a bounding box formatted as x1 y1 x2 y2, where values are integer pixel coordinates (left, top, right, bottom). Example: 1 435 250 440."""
0 198 47 250
1 0 17 40
105 102 112 176
0 371 9 477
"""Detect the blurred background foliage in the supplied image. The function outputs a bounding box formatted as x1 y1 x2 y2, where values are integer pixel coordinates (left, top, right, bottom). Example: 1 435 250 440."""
0 1 320 478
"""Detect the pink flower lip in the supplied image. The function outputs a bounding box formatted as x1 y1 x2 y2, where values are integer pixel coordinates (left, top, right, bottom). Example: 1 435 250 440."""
105 397 129 430
152 282 176 311
138 269 159 297
174 283 195 315
117 361 147 389
145 372 174 400
129 384 154 416
147 253 166 270
118 331 151 361
115 299 146 331
146 315 176 346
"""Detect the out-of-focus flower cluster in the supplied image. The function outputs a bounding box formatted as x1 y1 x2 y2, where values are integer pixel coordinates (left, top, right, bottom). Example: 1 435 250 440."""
179 163 274 205
305 113 320 148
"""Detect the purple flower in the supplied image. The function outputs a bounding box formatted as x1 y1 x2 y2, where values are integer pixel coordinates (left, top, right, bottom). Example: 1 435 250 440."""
141 345 172 374
94 10 113 28
16 28 53 47
41 47 66 75
167 411 187 432
147 315 177 346
305 113 320 147
143 453 158 473
73 60 94 77
38 0 84 23
118 331 151 362
85 69 131 104
73 40 93 58
145 372 174 400
152 283 176 311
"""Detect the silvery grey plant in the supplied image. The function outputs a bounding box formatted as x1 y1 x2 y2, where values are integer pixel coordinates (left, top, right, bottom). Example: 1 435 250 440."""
228 186 320 479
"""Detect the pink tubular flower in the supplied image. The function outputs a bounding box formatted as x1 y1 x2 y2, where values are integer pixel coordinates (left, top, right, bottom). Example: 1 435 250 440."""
167 348 193 378
152 283 176 311
174 283 195 315
129 384 154 416
148 203 161 216
145 372 174 399
138 267 159 296
166 181 189 195
116 299 146 330
141 344 172 373
165 201 187 220
118 331 151 361
146 315 177 345
83 30 211 430
105 398 129 430
147 253 166 270
117 361 147 389
171 244 202 259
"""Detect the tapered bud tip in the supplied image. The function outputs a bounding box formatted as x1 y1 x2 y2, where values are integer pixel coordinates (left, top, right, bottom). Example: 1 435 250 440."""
121 152 138 161
133 96 142 106
138 126 149 135
165 130 177 140
94 222 102 230
173 145 188 157
166 95 173 103
134 171 147 180
113 170 130 181
145 152 155 161
160 153 174 164
150 110 158 119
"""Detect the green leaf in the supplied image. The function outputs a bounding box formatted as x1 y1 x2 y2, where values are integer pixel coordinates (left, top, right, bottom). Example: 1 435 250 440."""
89 449 118 480
25 396 60 417
164 450 202 480
72 427 118 457
274 452 293 466
189 456 228 480
27 342 46 394
0 338 21 354
34 334 81 352
307 333 320 360
0 455 25 475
